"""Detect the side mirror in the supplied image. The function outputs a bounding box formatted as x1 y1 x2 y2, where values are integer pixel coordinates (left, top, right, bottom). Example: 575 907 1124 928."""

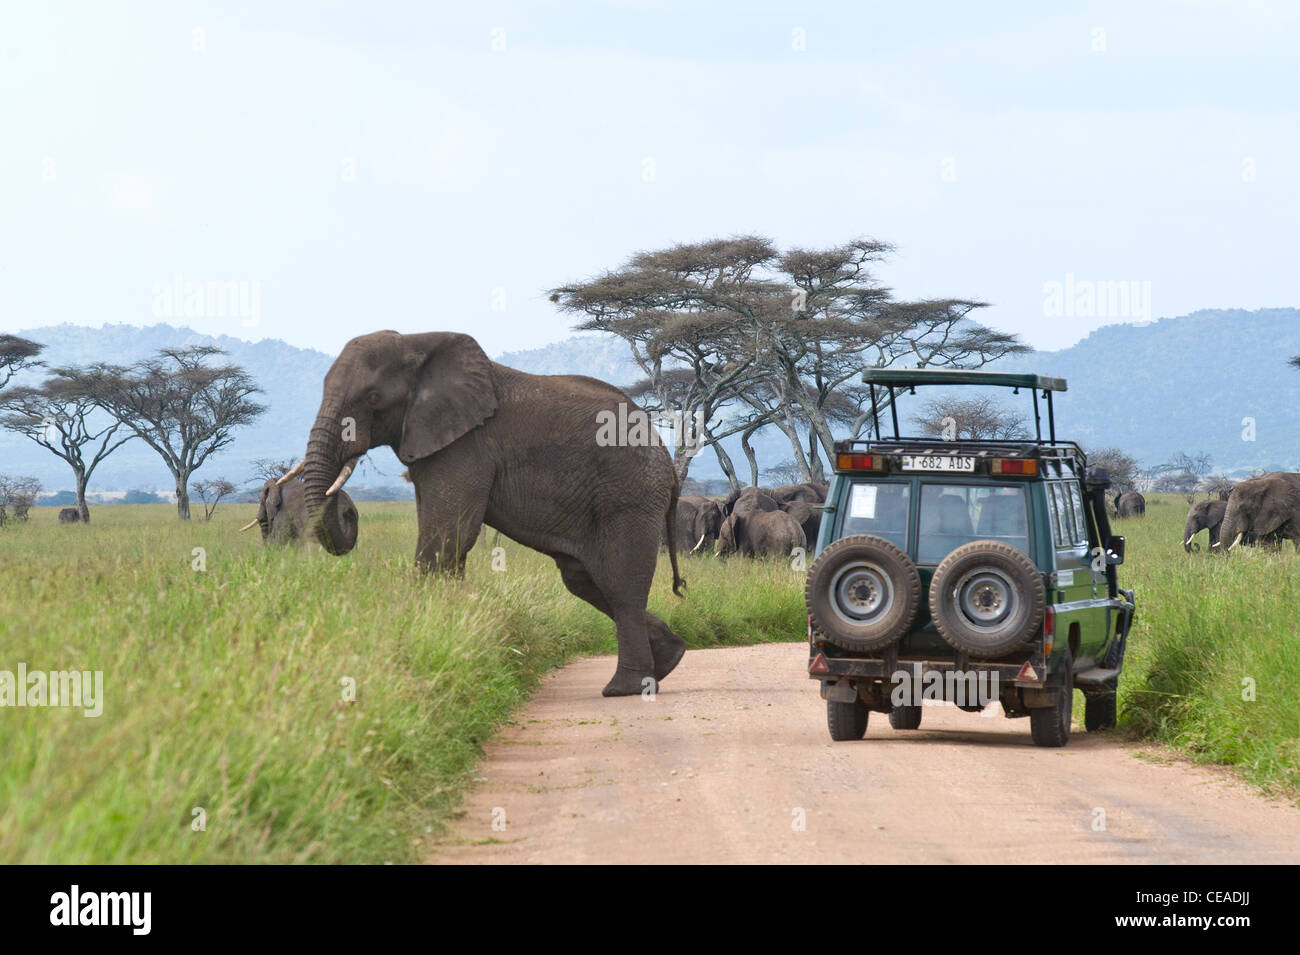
1106 535 1125 565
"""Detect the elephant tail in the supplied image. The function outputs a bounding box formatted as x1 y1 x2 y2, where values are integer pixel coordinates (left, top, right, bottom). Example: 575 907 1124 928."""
666 471 686 598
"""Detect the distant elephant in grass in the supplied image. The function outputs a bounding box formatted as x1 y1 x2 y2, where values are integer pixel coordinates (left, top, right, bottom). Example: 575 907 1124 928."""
1114 491 1146 517
58 508 81 523
716 508 806 558
290 329 686 698
1184 499 1227 551
243 477 358 548
725 486 782 517
687 499 725 553
770 482 827 505
1214 472 1300 553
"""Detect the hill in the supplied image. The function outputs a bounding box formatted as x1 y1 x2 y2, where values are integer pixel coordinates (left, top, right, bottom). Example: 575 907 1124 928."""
2 309 1296 494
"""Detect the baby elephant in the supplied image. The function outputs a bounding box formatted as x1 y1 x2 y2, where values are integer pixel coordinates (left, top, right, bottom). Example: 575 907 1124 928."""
243 478 357 547
716 508 806 558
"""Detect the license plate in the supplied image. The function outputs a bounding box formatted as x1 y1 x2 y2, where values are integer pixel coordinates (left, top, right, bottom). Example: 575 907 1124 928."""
901 455 975 472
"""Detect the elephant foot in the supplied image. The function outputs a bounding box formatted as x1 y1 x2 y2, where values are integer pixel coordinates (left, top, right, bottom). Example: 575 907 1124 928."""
601 666 657 698
650 631 687 681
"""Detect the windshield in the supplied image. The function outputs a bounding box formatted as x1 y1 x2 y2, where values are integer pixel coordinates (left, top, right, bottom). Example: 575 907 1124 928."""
917 484 1028 564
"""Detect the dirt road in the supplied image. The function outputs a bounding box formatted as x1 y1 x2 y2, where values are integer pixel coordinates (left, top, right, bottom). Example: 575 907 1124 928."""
429 643 1300 864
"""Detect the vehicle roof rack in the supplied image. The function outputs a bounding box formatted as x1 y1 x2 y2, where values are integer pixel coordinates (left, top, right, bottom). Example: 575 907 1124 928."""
856 368 1069 445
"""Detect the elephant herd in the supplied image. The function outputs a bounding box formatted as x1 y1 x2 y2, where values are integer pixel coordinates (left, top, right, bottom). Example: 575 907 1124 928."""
668 482 828 558
1183 471 1300 553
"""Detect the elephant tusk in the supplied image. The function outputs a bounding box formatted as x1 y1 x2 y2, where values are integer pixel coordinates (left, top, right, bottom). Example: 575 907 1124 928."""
327 456 360 496
276 460 306 486
239 519 259 532
691 533 707 554
1184 535 1194 546
1228 532 1243 551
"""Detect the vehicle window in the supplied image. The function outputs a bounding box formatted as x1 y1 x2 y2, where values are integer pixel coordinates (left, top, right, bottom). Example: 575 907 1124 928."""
1067 482 1088 544
1049 483 1071 548
917 484 1028 565
840 482 909 551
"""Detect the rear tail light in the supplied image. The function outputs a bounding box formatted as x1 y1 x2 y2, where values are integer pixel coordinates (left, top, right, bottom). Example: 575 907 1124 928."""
1042 606 1055 657
835 453 882 472
991 458 1038 475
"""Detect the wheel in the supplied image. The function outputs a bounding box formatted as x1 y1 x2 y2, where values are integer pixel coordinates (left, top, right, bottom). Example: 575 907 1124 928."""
827 698 870 741
1030 650 1073 748
1084 684 1118 731
888 705 923 730
928 540 1046 659
806 535 922 652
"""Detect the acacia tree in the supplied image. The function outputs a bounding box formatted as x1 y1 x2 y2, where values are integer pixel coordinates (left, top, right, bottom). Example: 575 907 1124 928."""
192 478 237 521
0 378 137 522
0 475 41 525
551 236 1026 484
0 335 43 390
911 395 1029 440
66 346 264 519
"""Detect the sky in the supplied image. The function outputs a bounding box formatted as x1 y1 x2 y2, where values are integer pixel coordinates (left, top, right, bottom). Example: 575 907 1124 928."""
2 0 1296 358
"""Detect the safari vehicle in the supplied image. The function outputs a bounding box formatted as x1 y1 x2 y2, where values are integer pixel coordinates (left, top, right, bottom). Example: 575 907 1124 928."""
805 369 1136 747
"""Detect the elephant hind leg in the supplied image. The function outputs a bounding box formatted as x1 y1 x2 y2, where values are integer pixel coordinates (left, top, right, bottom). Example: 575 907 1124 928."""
554 551 662 697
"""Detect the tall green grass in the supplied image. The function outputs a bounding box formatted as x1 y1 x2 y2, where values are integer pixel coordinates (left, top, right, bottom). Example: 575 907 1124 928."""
1112 495 1300 800
0 503 803 863
1 492 1295 863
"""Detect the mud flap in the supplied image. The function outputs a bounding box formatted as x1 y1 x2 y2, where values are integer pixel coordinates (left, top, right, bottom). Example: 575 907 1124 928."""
820 679 859 703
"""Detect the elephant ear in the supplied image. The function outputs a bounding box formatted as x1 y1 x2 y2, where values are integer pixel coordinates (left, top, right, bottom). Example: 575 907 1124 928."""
259 480 280 523
398 333 499 463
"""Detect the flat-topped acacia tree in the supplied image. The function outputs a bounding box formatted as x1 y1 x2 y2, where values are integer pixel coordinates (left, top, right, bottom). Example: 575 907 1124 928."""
64 346 264 520
551 236 1027 484
0 378 137 522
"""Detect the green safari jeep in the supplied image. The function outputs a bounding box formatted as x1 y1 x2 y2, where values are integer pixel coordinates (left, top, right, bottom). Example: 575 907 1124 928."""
805 369 1136 747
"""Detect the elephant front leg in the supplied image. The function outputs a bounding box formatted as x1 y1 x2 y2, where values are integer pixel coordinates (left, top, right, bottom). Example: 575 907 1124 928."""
603 611 659 698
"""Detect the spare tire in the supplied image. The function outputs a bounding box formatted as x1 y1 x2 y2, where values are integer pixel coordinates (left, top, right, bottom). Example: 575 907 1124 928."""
928 540 1045 658
805 535 921 652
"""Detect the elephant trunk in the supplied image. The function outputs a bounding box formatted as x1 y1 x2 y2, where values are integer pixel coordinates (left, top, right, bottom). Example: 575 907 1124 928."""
1215 508 1239 553
303 400 358 556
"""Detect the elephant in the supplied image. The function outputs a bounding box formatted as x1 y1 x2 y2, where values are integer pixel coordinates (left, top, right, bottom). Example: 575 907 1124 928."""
665 495 701 548
715 508 806 558
725 486 782 517
1114 491 1146 517
1183 499 1227 551
242 477 357 547
782 499 822 550
770 482 827 505
1214 472 1300 552
291 330 686 698
686 499 725 553
58 508 81 523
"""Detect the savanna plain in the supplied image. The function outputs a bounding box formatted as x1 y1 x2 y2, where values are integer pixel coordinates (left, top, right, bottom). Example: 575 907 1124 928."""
1 494 1296 863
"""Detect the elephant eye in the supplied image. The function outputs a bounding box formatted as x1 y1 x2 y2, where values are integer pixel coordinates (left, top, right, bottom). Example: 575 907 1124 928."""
366 389 382 406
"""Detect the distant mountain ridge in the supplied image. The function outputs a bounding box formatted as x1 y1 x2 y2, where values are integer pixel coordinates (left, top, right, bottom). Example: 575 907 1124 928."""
2 309 1296 493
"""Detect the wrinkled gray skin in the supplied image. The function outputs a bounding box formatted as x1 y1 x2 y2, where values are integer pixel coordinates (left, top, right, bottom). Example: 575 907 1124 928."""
299 330 686 698
1114 491 1146 517
782 499 822 549
716 508 807 557
1183 499 1227 552
1215 472 1300 553
58 508 80 523
257 477 357 548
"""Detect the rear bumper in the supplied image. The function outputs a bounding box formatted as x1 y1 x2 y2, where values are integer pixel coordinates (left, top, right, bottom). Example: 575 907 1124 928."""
809 648 1049 690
